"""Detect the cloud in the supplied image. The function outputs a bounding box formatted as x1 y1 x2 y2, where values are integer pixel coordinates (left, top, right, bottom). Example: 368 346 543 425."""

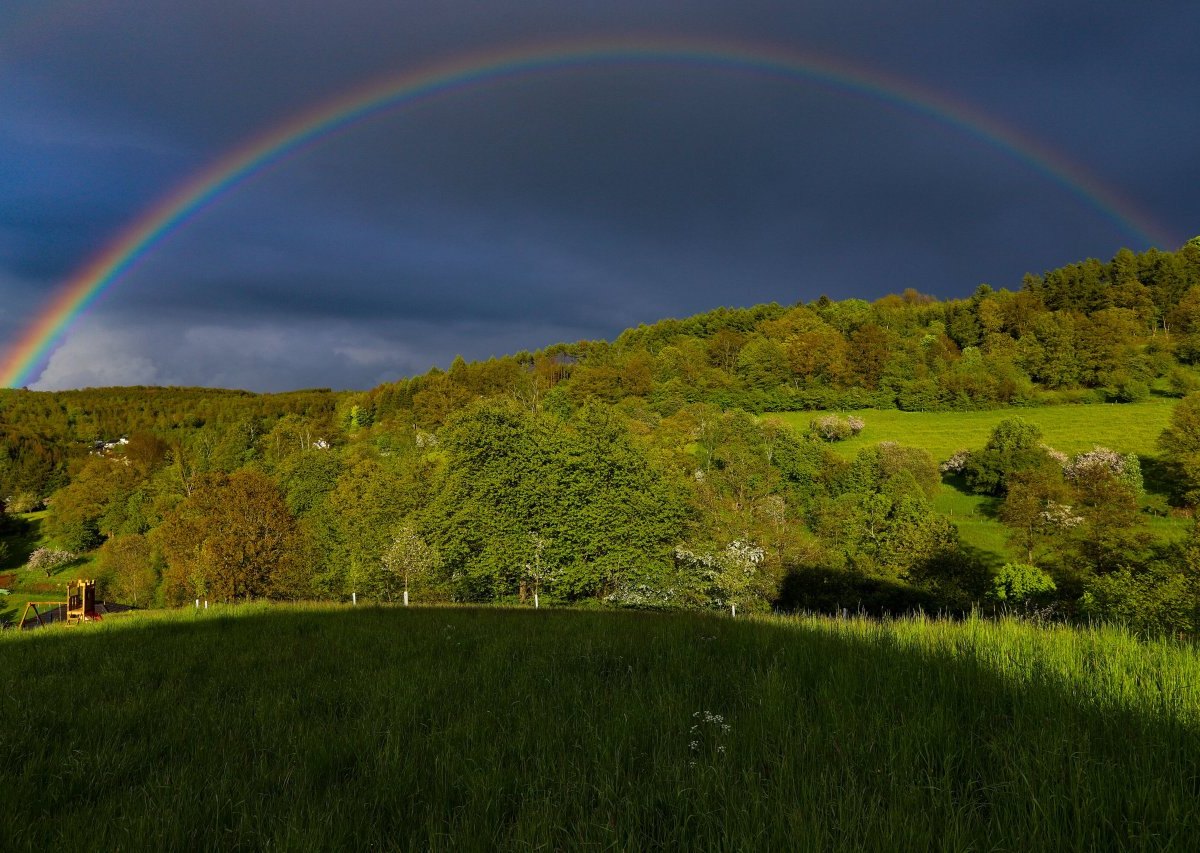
3 0 1198 390
30 312 596 392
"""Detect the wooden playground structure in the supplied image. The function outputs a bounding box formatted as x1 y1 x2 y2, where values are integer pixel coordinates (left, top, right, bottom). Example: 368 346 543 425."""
19 579 100 629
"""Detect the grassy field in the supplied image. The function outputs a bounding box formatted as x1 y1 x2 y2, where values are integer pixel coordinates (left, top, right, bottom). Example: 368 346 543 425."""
770 398 1178 463
771 399 1189 562
2 604 1197 850
0 511 103 628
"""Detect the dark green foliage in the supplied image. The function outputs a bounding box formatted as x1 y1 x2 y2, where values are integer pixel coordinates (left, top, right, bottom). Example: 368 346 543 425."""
962 417 1050 495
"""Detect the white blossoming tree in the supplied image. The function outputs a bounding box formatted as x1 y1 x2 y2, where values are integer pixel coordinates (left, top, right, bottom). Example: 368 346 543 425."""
674 540 767 615
381 525 441 606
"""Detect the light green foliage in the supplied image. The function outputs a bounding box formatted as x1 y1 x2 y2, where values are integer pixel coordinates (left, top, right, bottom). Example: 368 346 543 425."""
818 447 958 582
672 540 769 610
377 525 441 603
307 453 427 596
425 401 691 601
98 533 158 607
989 562 1057 604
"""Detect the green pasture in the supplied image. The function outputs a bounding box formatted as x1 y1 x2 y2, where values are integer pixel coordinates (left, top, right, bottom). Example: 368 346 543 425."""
769 398 1177 463
772 399 1189 561
2 604 1197 850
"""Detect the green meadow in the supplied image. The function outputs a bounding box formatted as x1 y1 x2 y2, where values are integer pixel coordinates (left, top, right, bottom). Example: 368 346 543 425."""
772 399 1188 562
2 604 1198 850
770 398 1177 463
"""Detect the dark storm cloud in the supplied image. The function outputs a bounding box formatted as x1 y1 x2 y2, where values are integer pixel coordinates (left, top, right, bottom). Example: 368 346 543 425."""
1 0 1197 390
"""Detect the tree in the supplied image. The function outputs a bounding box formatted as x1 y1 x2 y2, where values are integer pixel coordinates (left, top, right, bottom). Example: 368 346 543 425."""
155 470 309 603
380 525 441 605
998 466 1075 564
673 540 768 614
988 562 1057 608
963 417 1052 495
99 534 157 607
1159 393 1200 503
424 401 691 602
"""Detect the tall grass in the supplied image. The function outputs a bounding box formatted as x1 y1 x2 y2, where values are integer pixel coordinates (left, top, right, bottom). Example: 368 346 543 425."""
2 605 1197 850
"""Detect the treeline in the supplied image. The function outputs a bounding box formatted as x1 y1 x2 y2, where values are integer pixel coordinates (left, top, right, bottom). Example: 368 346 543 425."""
3 239 1200 629
360 240 1200 425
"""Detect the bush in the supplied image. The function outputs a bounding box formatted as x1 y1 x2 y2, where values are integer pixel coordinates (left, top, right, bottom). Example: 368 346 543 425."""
1106 373 1149 403
988 563 1057 606
809 414 863 442
1080 564 1198 635
1169 367 1200 397
7 492 42 513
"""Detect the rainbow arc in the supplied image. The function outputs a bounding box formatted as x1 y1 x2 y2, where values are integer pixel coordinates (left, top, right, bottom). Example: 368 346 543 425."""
0 37 1175 387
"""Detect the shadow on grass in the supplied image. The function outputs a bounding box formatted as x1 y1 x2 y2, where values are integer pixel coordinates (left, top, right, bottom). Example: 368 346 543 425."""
2 605 1196 849
1141 454 1186 506
939 473 1003 520
0 513 37 571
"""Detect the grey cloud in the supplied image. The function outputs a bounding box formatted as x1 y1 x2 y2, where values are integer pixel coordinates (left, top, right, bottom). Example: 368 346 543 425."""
3 0 1197 390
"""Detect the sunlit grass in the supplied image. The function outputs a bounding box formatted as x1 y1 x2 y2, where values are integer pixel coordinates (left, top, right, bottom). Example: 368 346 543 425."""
2 604 1198 850
769 398 1176 462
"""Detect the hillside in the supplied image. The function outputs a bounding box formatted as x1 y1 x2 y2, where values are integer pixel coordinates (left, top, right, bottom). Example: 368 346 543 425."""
3 242 1200 631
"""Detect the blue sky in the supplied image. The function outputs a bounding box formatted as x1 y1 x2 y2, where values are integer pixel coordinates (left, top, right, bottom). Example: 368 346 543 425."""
1 0 1197 390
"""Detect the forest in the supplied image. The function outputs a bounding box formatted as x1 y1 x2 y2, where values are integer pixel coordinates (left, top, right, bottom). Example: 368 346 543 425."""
3 238 1200 631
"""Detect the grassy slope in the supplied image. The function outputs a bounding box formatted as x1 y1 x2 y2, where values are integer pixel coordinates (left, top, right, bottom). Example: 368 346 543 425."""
0 511 103 627
771 399 1186 563
2 604 1198 850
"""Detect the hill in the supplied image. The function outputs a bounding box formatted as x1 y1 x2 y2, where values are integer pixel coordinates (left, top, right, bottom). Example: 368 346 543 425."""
4 242 1200 630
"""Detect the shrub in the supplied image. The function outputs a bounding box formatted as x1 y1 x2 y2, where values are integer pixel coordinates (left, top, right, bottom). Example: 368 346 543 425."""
988 562 1057 605
7 492 42 513
940 449 971 475
1168 367 1200 397
809 414 863 442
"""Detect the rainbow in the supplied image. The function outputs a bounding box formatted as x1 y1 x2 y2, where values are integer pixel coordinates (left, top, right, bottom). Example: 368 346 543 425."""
0 36 1176 388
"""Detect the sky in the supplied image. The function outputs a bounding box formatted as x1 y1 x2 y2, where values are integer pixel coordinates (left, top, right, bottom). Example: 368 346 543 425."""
1 0 1197 392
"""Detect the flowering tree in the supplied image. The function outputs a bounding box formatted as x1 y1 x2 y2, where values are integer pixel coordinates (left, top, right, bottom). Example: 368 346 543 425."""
674 540 767 614
381 525 441 606
809 415 864 442
27 548 77 578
